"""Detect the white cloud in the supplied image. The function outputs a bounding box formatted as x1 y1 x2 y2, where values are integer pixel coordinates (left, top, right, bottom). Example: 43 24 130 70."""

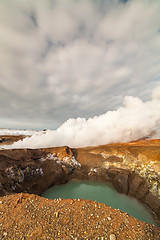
152 85 160 99
0 0 160 129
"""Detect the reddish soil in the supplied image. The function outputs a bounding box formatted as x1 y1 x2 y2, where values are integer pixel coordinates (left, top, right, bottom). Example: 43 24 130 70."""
0 193 160 239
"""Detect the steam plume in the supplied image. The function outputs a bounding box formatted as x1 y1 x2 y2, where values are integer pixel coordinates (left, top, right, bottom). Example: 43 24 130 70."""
3 87 160 149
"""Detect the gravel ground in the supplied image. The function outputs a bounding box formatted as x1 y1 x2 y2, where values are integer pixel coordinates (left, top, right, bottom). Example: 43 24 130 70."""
0 193 160 239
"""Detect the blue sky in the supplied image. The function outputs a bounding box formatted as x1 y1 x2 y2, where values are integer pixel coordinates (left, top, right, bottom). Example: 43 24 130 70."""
0 0 160 129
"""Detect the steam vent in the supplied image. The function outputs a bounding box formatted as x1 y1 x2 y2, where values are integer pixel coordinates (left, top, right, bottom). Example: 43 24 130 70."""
0 135 160 239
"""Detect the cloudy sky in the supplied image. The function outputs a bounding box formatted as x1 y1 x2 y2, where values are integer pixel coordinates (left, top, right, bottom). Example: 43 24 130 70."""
0 0 160 130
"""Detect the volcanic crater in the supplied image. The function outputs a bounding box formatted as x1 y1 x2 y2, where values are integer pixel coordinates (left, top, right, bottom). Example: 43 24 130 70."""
0 136 160 239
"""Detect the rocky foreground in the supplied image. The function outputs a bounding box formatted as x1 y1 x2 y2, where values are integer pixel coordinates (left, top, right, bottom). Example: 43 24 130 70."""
0 193 160 239
0 137 160 238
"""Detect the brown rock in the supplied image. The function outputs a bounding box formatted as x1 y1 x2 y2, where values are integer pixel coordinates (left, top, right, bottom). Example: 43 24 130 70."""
145 192 160 210
128 173 147 197
110 234 117 240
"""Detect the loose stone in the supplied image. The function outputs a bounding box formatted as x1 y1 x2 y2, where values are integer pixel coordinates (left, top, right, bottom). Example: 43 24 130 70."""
55 211 59 217
110 234 116 240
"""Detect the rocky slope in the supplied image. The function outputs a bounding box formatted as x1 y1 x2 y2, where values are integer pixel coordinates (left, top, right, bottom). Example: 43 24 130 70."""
0 193 160 239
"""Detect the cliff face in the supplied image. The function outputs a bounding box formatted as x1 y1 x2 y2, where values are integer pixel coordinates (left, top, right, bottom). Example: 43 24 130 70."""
0 135 25 145
0 139 160 225
0 193 160 239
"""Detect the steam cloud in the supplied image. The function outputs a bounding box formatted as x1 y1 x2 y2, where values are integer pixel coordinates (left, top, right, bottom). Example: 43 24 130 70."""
3 86 160 149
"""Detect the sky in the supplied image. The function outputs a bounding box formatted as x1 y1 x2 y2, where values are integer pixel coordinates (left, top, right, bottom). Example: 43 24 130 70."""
0 0 160 130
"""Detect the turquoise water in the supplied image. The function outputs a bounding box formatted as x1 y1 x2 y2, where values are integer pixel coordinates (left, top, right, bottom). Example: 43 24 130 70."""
42 180 156 225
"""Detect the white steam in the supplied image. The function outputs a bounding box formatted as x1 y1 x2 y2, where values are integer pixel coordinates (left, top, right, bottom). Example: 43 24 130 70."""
2 88 160 149
0 129 44 136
